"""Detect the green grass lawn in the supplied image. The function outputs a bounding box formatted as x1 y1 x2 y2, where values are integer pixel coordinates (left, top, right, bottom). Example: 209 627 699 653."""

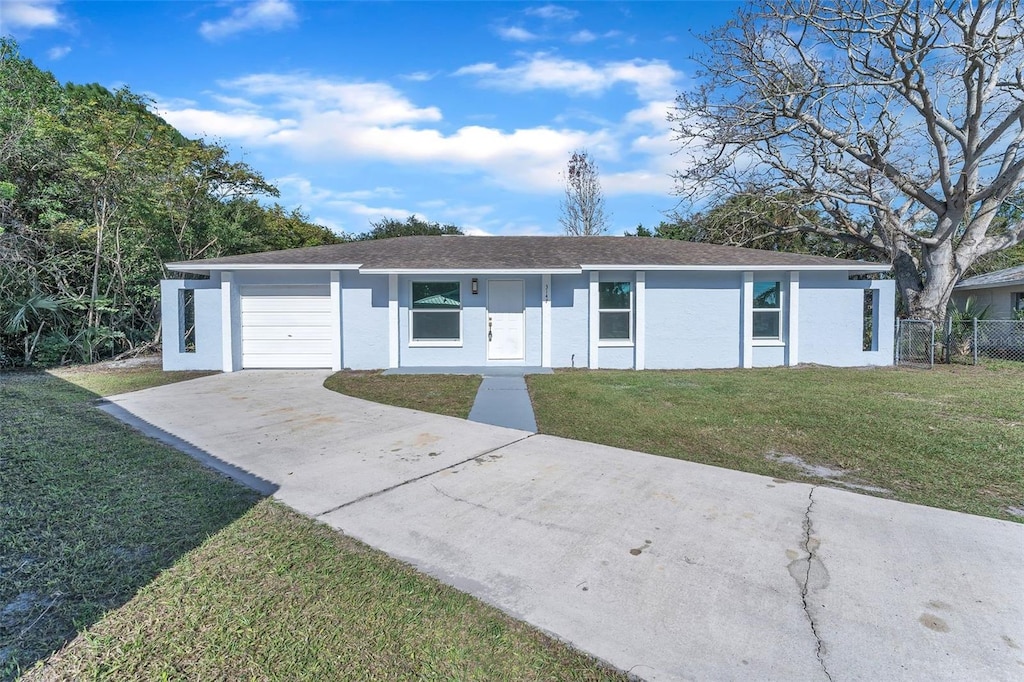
527 365 1024 521
1 365 622 681
324 370 482 418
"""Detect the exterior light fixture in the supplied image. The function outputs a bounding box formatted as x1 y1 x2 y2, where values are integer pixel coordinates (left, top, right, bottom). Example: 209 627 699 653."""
471 278 479 294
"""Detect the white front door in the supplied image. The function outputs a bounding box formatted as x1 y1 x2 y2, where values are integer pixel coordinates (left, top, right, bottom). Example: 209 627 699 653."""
487 280 525 360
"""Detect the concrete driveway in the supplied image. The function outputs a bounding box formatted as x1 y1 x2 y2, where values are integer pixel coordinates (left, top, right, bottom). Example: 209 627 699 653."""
101 370 1024 681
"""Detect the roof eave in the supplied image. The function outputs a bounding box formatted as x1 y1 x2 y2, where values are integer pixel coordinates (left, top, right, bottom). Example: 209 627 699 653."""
954 279 1024 291
165 262 363 273
583 263 892 273
357 267 583 275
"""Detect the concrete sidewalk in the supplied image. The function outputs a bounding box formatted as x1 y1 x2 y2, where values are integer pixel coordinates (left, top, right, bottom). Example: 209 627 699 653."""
468 376 537 432
102 371 1024 681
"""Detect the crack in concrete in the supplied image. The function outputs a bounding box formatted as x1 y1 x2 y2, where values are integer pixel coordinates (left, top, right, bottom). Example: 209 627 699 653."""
432 486 492 512
431 484 587 535
315 434 535 517
799 486 833 682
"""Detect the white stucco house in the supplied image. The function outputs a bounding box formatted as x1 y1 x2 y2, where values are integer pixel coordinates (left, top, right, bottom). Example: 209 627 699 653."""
951 265 1024 319
161 235 895 372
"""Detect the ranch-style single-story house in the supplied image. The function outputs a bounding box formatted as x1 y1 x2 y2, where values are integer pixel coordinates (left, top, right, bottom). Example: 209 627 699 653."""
161 235 895 372
951 264 1024 319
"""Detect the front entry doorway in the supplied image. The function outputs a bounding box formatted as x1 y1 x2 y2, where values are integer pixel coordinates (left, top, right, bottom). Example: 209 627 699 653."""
487 280 525 360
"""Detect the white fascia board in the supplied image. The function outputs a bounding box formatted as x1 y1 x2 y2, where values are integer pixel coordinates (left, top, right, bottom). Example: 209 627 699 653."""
357 268 582 275
164 262 363 273
581 263 892 273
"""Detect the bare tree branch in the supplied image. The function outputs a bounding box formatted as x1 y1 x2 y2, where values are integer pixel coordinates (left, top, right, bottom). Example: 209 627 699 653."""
559 150 610 236
674 0 1024 322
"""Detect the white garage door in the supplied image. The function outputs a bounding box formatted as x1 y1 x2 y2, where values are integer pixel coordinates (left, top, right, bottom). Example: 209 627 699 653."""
240 285 333 368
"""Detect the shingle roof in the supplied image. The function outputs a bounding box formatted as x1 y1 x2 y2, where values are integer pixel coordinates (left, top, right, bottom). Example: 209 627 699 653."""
166 236 889 272
954 264 1024 290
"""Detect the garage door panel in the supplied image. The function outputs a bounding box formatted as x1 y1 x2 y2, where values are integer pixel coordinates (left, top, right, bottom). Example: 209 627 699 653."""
241 311 334 327
241 297 332 313
241 325 333 341
239 286 334 369
240 285 329 298
242 339 334 355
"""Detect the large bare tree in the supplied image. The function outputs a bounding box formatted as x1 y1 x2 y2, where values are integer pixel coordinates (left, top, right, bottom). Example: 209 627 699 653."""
673 0 1024 322
559 150 610 236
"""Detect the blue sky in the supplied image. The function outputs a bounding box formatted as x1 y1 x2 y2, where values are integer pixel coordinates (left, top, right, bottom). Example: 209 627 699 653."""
3 1 742 236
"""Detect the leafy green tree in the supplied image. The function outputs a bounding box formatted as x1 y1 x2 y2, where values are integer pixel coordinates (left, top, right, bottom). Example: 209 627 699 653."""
0 39 339 365
355 215 463 240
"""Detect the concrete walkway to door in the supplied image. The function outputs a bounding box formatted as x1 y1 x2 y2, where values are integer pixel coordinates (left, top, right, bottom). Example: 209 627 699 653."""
384 366 549 432
99 371 1024 682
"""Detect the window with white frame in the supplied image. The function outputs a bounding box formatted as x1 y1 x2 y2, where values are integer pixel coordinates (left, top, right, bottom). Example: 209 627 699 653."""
599 281 632 341
753 281 782 340
411 281 461 343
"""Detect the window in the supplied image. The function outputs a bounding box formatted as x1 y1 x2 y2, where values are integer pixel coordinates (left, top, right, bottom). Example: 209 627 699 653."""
178 289 196 353
753 281 781 340
411 281 461 344
863 289 877 351
599 281 632 341
1014 292 1024 315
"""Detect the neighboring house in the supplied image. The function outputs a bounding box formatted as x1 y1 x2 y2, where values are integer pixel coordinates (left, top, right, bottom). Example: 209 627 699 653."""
951 265 1024 319
162 236 894 372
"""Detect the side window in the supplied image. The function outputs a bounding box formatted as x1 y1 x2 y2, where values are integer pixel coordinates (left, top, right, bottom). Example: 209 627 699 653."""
598 281 632 341
863 289 877 351
753 281 781 340
179 289 196 353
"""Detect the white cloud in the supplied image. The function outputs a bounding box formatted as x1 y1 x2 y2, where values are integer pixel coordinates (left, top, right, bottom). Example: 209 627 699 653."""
156 69 687 201
525 4 577 22
46 45 71 60
3 0 62 29
603 169 675 196
276 175 400 203
158 107 288 140
199 0 298 41
624 100 674 129
226 73 442 125
454 54 681 100
568 30 597 44
209 94 261 110
496 25 539 41
158 73 613 192
402 71 438 82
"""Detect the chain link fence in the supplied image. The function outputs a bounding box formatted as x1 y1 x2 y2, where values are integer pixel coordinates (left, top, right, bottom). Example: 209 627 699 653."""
895 318 936 367
946 319 1024 364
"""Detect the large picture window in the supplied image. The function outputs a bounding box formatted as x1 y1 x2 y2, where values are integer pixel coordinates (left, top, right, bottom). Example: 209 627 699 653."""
411 281 461 344
753 281 781 340
599 281 632 341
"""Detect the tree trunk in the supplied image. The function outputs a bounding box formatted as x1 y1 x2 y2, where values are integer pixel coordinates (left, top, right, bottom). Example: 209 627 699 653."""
904 241 960 325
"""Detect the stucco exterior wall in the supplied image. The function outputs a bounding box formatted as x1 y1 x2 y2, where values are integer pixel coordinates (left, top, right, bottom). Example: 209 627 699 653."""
799 273 894 366
161 278 223 371
644 271 743 369
549 273 590 368
161 266 895 372
342 271 388 370
396 275 542 367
